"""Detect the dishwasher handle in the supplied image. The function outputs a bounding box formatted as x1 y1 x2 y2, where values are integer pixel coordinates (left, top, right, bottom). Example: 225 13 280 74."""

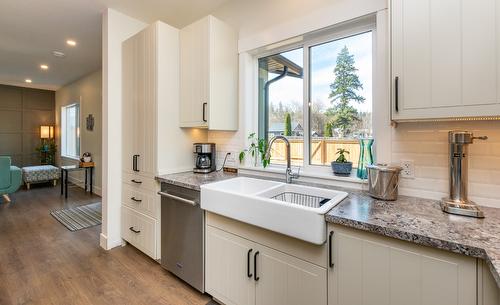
158 191 197 206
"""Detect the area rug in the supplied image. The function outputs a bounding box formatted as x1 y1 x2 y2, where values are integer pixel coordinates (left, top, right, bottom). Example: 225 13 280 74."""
50 202 102 231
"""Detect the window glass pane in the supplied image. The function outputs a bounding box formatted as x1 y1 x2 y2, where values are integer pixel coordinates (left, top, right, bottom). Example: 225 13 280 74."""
61 104 80 158
309 31 372 167
258 48 303 166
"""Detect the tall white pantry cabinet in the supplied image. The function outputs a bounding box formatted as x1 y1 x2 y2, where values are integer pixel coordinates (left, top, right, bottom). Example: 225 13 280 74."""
121 21 202 260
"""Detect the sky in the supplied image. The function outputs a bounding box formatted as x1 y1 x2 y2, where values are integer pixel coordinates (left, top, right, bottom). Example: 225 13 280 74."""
267 31 373 116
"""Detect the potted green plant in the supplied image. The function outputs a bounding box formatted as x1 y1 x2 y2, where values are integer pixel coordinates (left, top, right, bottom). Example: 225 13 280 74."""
239 133 270 168
331 148 352 176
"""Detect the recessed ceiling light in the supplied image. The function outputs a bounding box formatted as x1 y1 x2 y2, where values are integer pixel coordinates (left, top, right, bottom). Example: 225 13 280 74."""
52 51 65 58
25 79 32 83
40 64 49 70
66 40 76 46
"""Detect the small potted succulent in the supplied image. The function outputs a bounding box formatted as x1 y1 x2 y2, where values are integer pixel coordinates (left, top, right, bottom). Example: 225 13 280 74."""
331 148 352 176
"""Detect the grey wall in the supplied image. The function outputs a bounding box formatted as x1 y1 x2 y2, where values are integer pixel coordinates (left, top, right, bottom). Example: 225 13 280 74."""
0 85 55 167
56 70 102 195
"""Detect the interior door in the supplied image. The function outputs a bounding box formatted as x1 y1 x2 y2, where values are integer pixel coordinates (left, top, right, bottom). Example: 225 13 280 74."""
205 226 255 305
255 244 327 305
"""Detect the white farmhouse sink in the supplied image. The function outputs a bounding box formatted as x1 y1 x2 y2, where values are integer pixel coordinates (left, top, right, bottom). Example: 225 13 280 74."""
200 177 348 245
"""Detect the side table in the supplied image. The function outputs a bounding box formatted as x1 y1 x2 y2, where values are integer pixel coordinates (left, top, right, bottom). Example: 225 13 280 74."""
60 165 94 198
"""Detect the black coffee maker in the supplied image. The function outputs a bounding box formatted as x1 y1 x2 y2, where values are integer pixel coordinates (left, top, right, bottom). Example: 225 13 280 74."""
193 143 216 174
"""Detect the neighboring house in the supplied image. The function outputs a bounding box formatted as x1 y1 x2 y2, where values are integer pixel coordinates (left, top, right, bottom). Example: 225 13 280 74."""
268 122 304 137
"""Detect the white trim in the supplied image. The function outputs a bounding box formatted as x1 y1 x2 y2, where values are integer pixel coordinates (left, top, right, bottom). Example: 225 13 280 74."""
239 165 367 190
238 0 387 53
250 17 378 171
66 174 102 196
99 233 124 250
61 155 80 162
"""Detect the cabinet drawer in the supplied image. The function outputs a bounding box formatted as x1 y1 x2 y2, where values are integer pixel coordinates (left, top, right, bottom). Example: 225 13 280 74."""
121 206 157 259
122 185 158 218
122 172 158 192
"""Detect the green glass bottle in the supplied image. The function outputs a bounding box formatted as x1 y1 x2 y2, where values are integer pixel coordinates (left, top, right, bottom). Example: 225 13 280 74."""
357 138 374 179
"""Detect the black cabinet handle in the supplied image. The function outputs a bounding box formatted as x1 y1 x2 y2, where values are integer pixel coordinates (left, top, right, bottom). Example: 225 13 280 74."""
202 102 207 122
133 155 140 172
131 197 142 202
129 227 140 234
254 251 260 281
131 179 142 184
395 76 399 112
247 249 253 278
329 231 334 268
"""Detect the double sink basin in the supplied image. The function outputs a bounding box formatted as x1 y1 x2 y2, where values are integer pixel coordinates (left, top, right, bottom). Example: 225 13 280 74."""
200 177 348 245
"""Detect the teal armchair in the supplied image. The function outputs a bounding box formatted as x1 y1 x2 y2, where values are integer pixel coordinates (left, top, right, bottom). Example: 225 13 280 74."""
0 157 22 203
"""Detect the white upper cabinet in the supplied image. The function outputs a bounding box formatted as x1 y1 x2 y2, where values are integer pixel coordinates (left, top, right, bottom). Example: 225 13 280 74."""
391 0 500 121
179 15 238 130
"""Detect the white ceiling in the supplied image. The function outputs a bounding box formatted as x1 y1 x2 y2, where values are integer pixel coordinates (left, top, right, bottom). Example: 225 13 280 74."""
0 0 232 91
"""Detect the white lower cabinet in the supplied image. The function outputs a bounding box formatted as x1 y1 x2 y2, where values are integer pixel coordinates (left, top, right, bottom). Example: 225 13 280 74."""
327 224 477 305
121 205 157 259
206 225 327 305
256 246 327 305
206 226 255 305
479 260 500 305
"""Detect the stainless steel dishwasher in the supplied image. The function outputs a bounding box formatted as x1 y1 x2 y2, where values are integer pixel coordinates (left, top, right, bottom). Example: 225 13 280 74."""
158 183 204 293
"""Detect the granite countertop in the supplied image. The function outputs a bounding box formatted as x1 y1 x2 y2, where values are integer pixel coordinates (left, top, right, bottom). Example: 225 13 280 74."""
156 171 237 191
156 171 500 288
326 192 500 288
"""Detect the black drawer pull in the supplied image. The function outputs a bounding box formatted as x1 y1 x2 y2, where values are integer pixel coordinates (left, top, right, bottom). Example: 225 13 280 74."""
395 76 399 112
202 102 207 122
132 155 140 172
131 179 142 184
254 251 260 281
247 249 253 278
129 227 140 234
329 231 334 268
130 197 142 202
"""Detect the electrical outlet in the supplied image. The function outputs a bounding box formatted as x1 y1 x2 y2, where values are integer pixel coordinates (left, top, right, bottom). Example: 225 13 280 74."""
400 160 415 178
220 151 237 168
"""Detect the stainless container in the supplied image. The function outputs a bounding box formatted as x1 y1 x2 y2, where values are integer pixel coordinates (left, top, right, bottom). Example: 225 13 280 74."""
366 164 402 201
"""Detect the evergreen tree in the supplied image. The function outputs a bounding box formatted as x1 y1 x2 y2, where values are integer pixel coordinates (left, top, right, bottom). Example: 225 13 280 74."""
284 112 292 136
323 122 333 137
328 46 365 137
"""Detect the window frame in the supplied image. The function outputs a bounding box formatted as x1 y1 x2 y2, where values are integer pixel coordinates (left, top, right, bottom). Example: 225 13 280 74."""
61 102 81 160
256 21 376 175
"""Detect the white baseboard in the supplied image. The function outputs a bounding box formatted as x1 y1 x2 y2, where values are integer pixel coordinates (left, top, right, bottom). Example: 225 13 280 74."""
99 233 123 250
66 176 102 196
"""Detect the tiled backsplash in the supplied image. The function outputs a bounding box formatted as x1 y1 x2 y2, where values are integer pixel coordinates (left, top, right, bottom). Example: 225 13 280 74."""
393 121 500 208
208 131 244 169
208 120 500 208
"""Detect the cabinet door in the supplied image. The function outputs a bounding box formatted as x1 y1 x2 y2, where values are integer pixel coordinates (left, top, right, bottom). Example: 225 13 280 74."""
391 0 500 120
122 36 138 173
255 244 327 305
206 226 255 305
134 26 157 177
179 17 209 128
328 225 476 305
121 205 157 259
479 260 500 305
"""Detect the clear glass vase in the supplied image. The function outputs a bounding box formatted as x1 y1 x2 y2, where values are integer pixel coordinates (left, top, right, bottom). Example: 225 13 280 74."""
357 138 374 179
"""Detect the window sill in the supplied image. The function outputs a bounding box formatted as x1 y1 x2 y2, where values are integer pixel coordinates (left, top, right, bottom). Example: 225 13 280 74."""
238 164 367 190
61 155 80 162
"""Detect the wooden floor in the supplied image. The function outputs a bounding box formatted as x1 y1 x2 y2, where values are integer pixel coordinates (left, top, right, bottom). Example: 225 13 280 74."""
0 184 210 305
